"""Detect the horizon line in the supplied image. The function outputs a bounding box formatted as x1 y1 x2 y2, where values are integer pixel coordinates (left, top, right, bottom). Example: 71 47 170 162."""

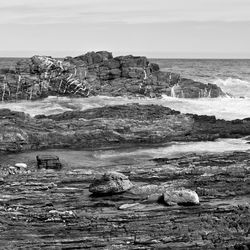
0 50 250 60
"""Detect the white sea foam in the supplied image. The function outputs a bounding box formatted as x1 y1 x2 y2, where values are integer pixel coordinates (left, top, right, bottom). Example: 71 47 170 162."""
213 78 250 98
0 95 250 120
160 95 250 120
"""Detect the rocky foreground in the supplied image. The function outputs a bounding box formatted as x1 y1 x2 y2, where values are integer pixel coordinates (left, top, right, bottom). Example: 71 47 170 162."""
0 51 225 101
0 150 249 249
0 103 249 249
1 104 250 153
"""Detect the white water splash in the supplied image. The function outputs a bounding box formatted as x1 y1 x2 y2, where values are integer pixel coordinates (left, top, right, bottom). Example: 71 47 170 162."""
161 95 250 120
0 95 250 120
208 89 211 98
213 78 250 98
170 85 176 97
143 69 147 80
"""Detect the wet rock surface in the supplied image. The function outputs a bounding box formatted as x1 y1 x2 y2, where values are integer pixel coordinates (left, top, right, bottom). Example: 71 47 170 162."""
0 150 249 249
0 51 225 101
1 104 250 153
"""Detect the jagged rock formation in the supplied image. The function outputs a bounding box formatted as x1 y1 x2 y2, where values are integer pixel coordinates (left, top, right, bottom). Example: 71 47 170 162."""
0 51 225 100
0 104 250 153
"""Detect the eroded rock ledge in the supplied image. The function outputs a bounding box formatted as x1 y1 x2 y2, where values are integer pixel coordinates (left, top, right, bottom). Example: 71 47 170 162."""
0 51 225 100
0 104 250 153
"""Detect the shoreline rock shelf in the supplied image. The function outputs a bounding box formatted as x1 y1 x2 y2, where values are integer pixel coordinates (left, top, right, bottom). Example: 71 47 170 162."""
0 104 250 154
0 151 249 249
0 51 225 101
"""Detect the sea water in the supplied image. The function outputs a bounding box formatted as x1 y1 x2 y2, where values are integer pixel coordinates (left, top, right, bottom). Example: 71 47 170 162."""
0 58 250 160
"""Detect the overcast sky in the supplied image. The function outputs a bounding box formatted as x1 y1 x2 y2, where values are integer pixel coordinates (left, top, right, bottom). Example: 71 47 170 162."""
0 0 250 58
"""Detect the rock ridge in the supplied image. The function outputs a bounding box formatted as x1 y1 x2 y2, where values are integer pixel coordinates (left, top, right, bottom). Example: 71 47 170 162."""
0 104 250 153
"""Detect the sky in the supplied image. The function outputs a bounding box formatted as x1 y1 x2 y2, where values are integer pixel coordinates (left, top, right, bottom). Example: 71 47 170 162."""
0 0 250 58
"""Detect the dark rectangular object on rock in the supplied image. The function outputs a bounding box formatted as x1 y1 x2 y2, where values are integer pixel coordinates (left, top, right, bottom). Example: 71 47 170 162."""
36 155 62 169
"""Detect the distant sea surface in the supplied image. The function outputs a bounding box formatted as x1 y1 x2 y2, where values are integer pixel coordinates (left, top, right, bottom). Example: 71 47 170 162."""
151 58 250 98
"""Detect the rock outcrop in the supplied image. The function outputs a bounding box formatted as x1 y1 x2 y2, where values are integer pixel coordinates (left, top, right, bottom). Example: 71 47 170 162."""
0 104 250 153
0 51 225 101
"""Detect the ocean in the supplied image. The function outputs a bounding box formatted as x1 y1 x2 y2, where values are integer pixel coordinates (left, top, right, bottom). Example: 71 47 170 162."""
1 58 250 120
152 58 250 98
1 58 250 159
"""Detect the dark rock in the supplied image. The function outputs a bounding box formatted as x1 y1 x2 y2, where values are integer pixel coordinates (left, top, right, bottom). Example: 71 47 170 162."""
0 109 28 120
176 79 225 98
0 51 226 101
149 62 160 72
152 71 181 86
74 51 113 65
36 155 62 170
89 172 133 195
115 55 148 68
1 104 250 153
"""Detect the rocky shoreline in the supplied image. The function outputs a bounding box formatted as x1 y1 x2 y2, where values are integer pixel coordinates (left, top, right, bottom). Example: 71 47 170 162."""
1 104 250 153
0 51 225 101
0 53 249 249
0 149 249 249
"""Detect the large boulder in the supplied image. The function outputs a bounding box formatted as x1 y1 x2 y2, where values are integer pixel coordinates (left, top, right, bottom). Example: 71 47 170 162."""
163 189 199 206
89 172 133 195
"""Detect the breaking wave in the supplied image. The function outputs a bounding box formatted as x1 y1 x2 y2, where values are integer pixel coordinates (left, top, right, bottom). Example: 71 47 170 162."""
160 95 250 120
213 78 250 98
0 95 250 121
